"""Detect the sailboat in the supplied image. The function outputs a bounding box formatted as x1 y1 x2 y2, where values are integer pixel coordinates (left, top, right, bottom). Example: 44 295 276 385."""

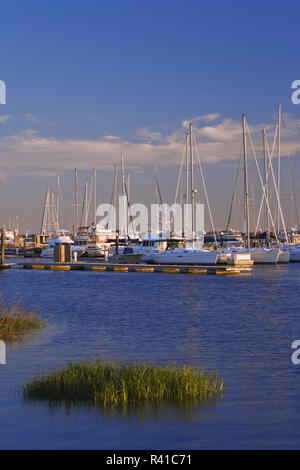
40 177 86 259
148 123 218 265
233 114 280 264
254 109 289 263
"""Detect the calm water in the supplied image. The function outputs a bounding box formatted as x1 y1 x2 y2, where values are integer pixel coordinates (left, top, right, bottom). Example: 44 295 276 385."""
0 263 300 449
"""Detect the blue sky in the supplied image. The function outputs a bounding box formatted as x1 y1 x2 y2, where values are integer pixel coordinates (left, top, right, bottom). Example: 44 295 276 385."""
1 0 300 231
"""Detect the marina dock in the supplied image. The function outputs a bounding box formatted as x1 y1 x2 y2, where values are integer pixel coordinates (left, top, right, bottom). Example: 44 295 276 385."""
17 260 252 275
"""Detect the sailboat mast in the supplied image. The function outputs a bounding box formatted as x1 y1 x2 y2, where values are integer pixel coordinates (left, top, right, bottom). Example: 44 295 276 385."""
51 190 56 231
74 168 79 234
242 114 250 249
277 104 282 233
56 175 60 230
93 168 96 225
121 154 127 239
189 123 195 239
185 131 189 226
263 128 270 235
112 164 118 232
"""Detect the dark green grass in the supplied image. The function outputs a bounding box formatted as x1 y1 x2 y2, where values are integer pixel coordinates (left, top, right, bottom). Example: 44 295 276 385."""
23 359 224 411
0 293 43 341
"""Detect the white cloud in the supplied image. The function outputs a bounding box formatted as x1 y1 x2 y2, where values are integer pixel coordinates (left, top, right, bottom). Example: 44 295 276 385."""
182 113 221 128
199 113 221 122
101 135 121 141
0 114 299 180
136 128 163 142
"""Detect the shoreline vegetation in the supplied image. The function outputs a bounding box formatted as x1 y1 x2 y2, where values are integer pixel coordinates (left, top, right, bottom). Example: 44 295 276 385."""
0 293 43 341
23 359 224 411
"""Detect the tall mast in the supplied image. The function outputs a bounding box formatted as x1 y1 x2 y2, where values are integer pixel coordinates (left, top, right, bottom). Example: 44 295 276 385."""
111 164 118 232
288 156 293 229
93 168 97 225
85 181 89 227
74 168 79 234
113 163 118 213
185 131 189 237
277 104 282 233
242 114 250 249
263 128 270 235
121 154 127 238
51 191 56 230
189 123 195 239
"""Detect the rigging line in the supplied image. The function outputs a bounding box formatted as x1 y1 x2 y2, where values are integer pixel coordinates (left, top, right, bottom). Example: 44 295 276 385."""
79 182 87 228
245 120 280 244
106 164 117 230
266 124 279 227
254 124 278 235
246 123 279 243
226 146 243 232
265 131 289 242
87 172 94 224
193 133 217 244
169 133 187 233
122 168 138 238
173 133 187 206
154 165 163 206
153 166 166 234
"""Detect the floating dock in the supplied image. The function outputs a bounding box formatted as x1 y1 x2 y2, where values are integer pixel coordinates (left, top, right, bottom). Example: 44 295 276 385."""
18 260 252 275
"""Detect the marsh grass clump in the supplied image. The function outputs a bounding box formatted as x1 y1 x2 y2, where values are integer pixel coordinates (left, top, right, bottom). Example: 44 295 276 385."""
23 360 224 411
0 293 43 341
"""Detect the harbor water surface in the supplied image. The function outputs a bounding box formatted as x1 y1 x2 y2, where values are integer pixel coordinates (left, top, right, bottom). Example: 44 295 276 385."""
0 263 300 449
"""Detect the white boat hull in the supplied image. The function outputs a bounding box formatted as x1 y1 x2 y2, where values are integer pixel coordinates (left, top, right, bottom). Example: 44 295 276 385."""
149 249 218 265
277 250 290 263
230 248 279 264
85 243 110 257
85 248 106 257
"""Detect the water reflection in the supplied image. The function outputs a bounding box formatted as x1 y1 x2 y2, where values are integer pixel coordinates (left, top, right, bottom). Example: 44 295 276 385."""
22 395 223 423
0 265 300 448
